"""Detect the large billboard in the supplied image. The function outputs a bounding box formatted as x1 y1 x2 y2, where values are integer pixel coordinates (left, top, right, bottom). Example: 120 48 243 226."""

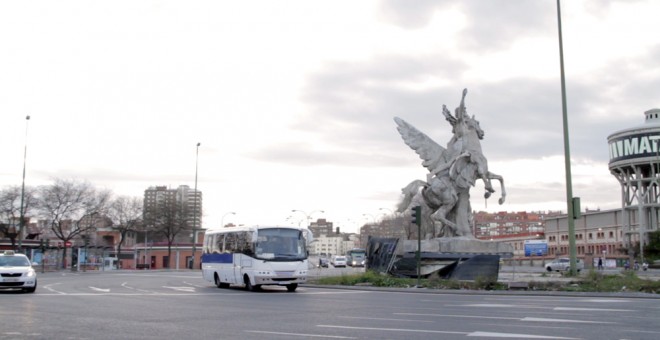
524 240 548 256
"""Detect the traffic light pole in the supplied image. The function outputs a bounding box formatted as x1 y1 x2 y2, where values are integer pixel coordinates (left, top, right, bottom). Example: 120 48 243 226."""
412 206 422 287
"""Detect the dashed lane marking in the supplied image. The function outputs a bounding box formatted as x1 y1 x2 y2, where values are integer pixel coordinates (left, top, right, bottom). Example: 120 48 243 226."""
162 286 196 292
522 317 610 324
89 286 110 293
467 331 580 339
246 330 356 339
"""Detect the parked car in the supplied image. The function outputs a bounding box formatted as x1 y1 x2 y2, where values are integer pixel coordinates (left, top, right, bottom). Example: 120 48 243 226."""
0 250 37 293
545 257 584 272
331 256 347 268
318 257 329 268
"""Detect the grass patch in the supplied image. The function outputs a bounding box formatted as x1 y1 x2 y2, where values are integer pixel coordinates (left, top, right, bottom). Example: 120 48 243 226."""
567 270 660 293
311 270 660 293
314 270 416 287
313 271 507 290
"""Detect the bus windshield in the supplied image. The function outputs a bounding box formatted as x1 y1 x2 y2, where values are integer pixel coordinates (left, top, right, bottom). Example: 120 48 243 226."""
254 228 307 261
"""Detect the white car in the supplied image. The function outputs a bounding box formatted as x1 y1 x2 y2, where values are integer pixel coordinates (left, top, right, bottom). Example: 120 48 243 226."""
545 258 584 272
0 251 37 293
331 256 347 268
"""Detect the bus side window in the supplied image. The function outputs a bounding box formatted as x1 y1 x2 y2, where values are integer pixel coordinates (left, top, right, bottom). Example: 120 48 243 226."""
208 235 215 254
203 235 210 254
224 233 237 253
215 234 225 254
237 232 253 256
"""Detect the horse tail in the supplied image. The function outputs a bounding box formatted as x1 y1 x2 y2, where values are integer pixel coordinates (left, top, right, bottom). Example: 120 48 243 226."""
397 180 426 213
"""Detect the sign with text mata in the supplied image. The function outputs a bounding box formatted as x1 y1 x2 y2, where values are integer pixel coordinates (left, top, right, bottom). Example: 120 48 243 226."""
524 240 548 256
608 131 660 165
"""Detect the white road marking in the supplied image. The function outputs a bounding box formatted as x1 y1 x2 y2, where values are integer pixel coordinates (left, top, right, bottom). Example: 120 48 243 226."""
89 286 110 293
43 283 66 294
184 281 205 288
339 316 435 323
317 325 466 335
394 312 518 320
295 291 367 295
319 325 582 339
554 307 633 312
162 286 195 292
121 281 154 293
578 299 632 303
522 317 610 324
623 329 660 335
453 303 545 309
467 331 580 339
246 330 356 339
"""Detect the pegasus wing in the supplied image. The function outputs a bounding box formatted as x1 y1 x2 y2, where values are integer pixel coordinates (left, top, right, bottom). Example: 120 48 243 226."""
394 117 446 173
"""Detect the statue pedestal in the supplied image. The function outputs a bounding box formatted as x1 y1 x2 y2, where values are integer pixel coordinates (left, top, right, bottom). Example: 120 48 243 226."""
401 237 514 255
386 237 513 280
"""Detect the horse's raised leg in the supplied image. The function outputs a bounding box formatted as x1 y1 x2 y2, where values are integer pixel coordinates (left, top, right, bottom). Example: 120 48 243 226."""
431 206 457 237
487 171 506 204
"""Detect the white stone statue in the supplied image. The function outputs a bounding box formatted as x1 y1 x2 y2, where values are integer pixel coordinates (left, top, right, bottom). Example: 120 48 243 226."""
395 88 506 239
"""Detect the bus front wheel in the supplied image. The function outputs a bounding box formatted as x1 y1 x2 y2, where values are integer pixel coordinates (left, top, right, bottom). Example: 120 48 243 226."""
286 283 298 292
214 274 229 288
244 275 260 292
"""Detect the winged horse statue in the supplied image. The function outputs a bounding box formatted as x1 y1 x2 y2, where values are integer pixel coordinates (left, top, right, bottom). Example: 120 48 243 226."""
394 89 506 239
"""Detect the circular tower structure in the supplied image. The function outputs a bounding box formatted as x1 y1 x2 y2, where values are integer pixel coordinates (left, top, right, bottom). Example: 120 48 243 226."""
608 108 660 261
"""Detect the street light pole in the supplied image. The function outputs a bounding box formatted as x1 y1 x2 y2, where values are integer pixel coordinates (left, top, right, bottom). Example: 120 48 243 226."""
221 212 236 228
191 142 201 269
291 209 324 228
556 0 578 275
18 115 30 252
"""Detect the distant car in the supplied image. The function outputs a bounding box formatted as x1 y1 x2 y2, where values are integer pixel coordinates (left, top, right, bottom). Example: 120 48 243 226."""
318 258 329 268
331 256 347 268
545 258 584 272
0 250 37 293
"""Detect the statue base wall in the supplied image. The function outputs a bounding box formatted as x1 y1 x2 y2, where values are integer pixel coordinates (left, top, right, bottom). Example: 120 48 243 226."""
401 236 514 256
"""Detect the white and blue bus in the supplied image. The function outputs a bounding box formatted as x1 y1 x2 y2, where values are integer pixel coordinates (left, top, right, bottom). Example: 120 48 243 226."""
201 226 311 292
346 248 366 267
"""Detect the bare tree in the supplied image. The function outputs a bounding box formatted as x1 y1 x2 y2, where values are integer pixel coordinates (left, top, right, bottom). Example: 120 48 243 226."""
35 179 111 269
0 185 36 250
149 199 189 269
107 196 143 268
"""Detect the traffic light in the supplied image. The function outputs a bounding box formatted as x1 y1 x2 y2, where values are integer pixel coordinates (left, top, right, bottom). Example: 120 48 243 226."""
411 206 421 226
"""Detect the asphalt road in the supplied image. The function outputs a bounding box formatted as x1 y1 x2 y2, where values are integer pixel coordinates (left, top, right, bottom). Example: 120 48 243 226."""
1 270 660 340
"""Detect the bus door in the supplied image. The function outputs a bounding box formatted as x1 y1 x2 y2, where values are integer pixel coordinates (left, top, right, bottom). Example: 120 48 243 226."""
234 254 254 282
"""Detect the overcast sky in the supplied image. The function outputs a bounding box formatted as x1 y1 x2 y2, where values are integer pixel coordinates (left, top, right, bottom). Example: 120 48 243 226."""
1 0 659 234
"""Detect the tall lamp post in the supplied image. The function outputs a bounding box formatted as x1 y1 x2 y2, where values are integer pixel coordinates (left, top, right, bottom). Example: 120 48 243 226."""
221 212 236 228
18 115 31 252
556 0 578 275
291 209 324 228
191 142 201 269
